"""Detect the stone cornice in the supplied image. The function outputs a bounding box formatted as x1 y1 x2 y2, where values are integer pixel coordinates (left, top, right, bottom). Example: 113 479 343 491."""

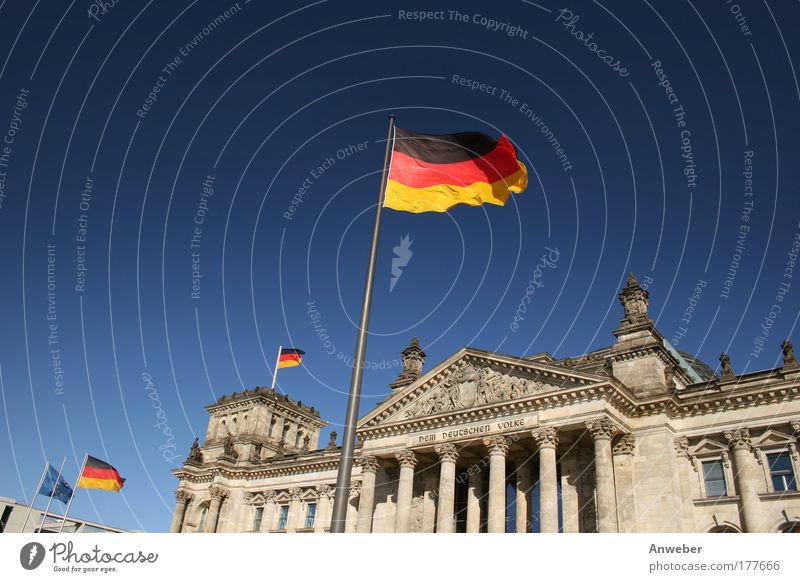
172 451 342 483
206 391 326 428
607 344 696 387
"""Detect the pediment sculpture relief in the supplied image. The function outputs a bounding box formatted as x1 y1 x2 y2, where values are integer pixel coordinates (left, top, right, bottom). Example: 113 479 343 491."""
403 363 550 419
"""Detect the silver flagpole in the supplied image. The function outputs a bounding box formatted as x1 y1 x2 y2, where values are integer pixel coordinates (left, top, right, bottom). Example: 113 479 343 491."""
37 456 66 533
20 462 49 533
270 345 282 390
330 114 396 533
58 453 87 533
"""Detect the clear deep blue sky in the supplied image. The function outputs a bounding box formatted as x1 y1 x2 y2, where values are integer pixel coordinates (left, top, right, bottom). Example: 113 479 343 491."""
0 0 798 532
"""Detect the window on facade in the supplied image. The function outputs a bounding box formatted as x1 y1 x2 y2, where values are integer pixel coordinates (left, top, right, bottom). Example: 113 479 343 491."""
702 460 727 497
767 452 797 492
305 503 317 529
252 507 264 532
277 505 289 530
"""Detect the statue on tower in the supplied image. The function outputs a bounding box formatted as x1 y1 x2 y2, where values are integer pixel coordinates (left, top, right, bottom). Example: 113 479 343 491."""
186 437 203 464
618 273 652 330
390 337 427 390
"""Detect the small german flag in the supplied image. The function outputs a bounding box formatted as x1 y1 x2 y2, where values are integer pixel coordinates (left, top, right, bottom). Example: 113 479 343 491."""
384 127 528 213
78 455 125 492
277 348 305 369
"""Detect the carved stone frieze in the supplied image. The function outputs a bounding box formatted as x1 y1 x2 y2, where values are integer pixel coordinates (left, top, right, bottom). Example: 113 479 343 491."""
403 363 550 419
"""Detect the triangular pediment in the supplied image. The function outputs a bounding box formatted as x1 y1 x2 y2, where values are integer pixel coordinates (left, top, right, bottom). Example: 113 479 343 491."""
359 348 608 429
690 437 728 456
752 429 796 448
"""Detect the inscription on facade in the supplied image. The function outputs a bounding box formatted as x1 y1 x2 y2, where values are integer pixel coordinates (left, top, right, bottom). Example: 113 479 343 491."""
410 415 535 446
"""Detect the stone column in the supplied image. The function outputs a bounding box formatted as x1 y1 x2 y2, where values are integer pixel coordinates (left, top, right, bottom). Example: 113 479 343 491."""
532 426 559 533
435 444 459 533
725 428 765 532
586 418 619 533
170 490 191 533
315 485 332 532
205 487 226 533
466 466 483 533
287 487 302 532
514 455 532 533
483 436 509 533
356 456 380 533
345 483 360 533
394 449 418 533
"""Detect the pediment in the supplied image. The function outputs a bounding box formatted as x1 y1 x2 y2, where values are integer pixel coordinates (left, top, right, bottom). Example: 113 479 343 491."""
752 429 796 448
359 348 608 429
690 437 728 456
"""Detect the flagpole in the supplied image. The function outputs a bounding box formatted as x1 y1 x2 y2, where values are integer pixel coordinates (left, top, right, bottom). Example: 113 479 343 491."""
330 114 396 533
20 462 49 533
271 345 282 390
38 456 66 533
58 453 87 533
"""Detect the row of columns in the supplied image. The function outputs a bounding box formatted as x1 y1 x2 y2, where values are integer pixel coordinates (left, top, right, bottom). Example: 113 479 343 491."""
355 418 622 533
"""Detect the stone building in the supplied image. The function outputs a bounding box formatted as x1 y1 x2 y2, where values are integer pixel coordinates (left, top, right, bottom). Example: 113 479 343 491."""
171 275 800 533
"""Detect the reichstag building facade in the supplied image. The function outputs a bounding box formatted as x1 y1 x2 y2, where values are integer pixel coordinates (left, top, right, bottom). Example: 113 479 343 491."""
171 275 800 533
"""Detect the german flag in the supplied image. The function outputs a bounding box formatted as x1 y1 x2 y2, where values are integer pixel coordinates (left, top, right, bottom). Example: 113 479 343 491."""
277 348 305 369
78 456 125 492
384 127 527 213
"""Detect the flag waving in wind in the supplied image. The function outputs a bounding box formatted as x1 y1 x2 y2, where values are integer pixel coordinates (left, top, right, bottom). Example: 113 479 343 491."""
384 127 528 213
78 456 125 492
38 464 73 505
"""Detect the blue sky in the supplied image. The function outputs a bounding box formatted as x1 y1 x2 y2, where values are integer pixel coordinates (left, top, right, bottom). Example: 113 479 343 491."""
0 0 798 532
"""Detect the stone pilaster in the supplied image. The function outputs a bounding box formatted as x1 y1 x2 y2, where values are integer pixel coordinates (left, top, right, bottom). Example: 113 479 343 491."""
435 444 459 533
483 436 509 533
586 418 619 533
205 487 227 533
725 428 765 532
612 434 637 533
170 490 191 533
315 485 332 533
346 482 360 533
287 487 302 532
263 491 276 532
394 449 417 533
532 427 559 533
356 456 380 533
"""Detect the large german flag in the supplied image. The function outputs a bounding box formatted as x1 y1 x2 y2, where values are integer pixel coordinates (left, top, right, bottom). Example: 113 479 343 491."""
384 127 527 213
277 348 305 369
78 455 125 492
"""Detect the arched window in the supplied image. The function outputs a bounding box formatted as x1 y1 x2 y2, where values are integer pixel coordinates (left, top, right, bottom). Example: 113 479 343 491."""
296 430 304 448
198 507 208 532
282 423 290 442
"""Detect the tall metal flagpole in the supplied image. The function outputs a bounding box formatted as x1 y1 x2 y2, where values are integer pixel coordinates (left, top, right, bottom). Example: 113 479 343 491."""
58 453 87 533
271 345 282 390
37 456 66 533
330 114 396 533
20 462 49 533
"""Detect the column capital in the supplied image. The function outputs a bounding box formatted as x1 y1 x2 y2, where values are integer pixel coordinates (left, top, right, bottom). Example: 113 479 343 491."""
175 489 192 505
531 426 559 449
483 435 509 456
208 486 227 501
264 490 277 502
586 417 618 441
724 427 752 451
790 420 800 436
435 443 459 463
395 448 418 469
315 484 332 499
357 455 381 474
612 434 636 456
288 487 303 500
349 482 362 498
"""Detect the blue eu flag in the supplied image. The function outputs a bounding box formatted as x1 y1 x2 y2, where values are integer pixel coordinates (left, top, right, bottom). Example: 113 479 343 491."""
38 464 73 505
